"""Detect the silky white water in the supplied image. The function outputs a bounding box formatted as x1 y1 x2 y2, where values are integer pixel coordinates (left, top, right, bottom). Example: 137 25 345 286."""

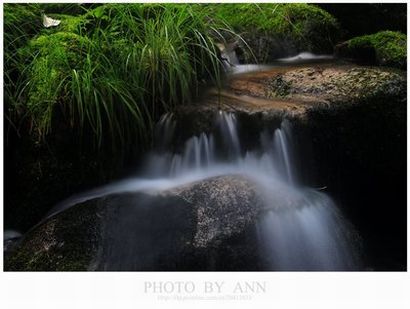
4 230 22 241
48 111 359 270
220 46 333 75
276 52 333 62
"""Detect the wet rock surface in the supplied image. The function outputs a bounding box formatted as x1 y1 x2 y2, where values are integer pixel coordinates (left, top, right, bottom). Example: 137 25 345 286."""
226 64 405 106
168 175 262 248
334 31 406 69
174 62 406 145
265 66 406 103
5 175 264 271
4 238 21 258
176 63 405 121
5 198 102 271
5 62 406 271
171 63 406 270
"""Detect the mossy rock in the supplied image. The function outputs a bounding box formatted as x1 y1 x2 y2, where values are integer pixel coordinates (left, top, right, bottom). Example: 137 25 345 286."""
208 3 340 62
335 31 407 69
17 32 92 137
265 66 406 105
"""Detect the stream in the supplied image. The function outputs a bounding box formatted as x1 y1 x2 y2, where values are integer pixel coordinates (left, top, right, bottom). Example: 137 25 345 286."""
7 54 365 271
46 107 360 270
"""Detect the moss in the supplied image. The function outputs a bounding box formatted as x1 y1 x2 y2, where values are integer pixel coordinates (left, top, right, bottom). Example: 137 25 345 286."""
3 4 42 38
26 31 90 64
4 5 89 138
207 3 340 61
210 3 337 34
18 32 92 137
346 31 406 69
4 3 232 234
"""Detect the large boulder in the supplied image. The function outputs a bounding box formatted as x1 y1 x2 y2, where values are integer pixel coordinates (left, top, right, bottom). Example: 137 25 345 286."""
207 3 340 63
170 63 406 271
4 198 102 271
263 65 406 105
5 175 264 271
335 31 407 69
169 175 262 248
173 63 406 140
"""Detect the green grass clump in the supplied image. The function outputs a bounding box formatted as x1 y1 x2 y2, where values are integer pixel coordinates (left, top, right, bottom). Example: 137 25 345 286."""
348 31 407 69
17 32 92 137
82 4 226 112
3 4 42 51
6 3 233 150
38 3 89 16
4 4 42 108
206 3 339 54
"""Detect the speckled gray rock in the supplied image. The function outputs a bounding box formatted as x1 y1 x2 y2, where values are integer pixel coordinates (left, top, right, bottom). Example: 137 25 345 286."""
5 199 102 271
167 175 263 248
5 175 265 271
174 64 406 133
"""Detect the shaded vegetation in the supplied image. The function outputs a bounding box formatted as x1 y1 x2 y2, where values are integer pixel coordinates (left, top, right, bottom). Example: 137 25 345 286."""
3 3 236 231
318 3 406 39
4 3 340 149
3 3 406 235
336 31 407 69
206 3 340 62
6 3 234 151
209 3 338 37
4 4 42 111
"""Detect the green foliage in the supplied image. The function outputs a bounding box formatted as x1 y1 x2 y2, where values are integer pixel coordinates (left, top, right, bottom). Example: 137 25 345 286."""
17 32 92 137
4 4 42 107
206 3 339 52
6 3 233 151
38 3 88 16
5 3 339 151
82 4 226 111
45 14 86 33
3 4 42 51
348 31 407 69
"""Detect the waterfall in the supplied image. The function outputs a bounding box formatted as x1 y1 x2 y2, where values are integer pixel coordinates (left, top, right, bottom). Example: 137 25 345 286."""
155 113 176 151
48 111 360 270
257 193 359 270
218 42 274 75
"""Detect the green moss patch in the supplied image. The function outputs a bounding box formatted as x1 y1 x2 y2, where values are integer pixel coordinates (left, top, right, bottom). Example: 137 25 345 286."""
339 31 407 69
6 3 233 150
207 3 340 62
18 32 92 137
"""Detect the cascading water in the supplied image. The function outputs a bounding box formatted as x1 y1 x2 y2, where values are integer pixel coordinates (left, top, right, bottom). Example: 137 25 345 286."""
48 111 361 270
218 42 334 76
276 52 333 63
